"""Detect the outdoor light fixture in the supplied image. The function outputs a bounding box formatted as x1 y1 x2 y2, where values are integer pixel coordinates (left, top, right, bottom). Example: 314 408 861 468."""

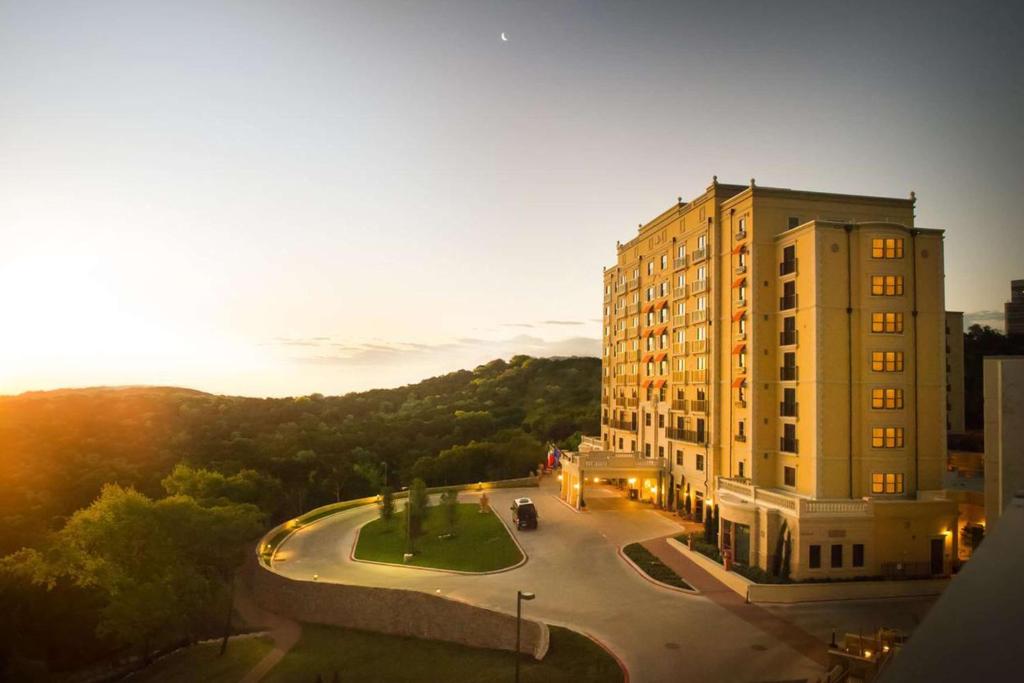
628 477 637 485
515 591 536 683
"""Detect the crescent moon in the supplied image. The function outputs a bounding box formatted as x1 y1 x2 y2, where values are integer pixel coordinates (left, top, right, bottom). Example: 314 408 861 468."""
500 32 508 42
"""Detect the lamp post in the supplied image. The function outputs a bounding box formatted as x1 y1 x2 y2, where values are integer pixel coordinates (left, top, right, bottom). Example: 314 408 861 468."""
515 590 535 683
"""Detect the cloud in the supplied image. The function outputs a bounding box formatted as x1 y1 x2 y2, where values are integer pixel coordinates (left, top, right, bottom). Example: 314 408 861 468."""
500 323 535 328
964 310 1005 331
541 320 585 326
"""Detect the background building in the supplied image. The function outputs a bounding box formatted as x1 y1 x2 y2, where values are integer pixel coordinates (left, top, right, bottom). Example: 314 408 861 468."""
1005 279 1024 336
945 311 966 434
599 179 957 580
983 356 1024 529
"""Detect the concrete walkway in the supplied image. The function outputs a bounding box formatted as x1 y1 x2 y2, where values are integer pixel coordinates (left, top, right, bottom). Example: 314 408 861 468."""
235 556 302 683
641 536 829 667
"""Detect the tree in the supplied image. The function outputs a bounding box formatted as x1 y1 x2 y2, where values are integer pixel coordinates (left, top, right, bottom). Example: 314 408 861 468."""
440 489 459 537
703 505 714 543
404 479 429 553
379 486 395 527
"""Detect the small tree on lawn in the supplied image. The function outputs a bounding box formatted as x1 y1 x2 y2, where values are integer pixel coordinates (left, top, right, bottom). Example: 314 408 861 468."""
404 478 429 554
703 505 714 543
379 486 395 527
440 488 459 537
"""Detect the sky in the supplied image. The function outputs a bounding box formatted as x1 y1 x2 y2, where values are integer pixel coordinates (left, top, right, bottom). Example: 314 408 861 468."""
2 0 1022 397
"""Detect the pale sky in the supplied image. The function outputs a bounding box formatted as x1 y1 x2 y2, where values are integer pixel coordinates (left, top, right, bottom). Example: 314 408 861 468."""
2 1 1022 397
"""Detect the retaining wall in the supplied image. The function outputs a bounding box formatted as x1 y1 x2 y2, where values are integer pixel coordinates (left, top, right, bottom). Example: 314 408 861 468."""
666 537 949 604
252 564 549 660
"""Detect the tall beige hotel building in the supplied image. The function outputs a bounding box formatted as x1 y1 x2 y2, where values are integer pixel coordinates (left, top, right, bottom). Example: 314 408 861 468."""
598 178 958 580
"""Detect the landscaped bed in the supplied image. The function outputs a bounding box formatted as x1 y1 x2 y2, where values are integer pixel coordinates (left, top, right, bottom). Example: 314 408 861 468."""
263 623 623 683
354 503 523 572
623 542 693 590
127 635 273 682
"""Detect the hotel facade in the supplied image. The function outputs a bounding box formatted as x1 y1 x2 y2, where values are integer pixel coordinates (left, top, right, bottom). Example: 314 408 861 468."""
592 179 958 580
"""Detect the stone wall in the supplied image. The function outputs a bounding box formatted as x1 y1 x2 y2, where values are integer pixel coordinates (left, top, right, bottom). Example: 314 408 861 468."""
252 564 549 660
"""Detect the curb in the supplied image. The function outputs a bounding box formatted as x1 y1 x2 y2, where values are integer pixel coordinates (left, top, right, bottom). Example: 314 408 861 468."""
551 493 585 513
617 543 700 596
585 630 631 683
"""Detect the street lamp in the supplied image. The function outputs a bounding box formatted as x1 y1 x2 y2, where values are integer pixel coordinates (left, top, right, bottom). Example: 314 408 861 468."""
515 590 536 683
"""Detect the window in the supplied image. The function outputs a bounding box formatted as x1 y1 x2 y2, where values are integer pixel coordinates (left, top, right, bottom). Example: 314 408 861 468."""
781 316 796 345
781 423 798 453
871 312 904 333
780 245 796 275
872 388 904 409
780 280 796 310
784 466 796 487
658 446 664 458
661 255 668 270
871 275 905 296
871 472 905 494
871 237 905 259
677 245 686 259
831 544 843 568
872 351 905 372
781 352 797 380
853 544 864 568
658 414 665 428
698 235 706 250
647 261 654 275
809 545 821 569
644 443 651 457
738 461 745 478
788 216 800 229
675 450 683 466
696 453 705 471
871 427 905 448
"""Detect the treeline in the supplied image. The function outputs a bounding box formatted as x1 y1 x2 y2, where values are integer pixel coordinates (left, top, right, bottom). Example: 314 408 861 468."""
0 355 599 677
963 325 1024 430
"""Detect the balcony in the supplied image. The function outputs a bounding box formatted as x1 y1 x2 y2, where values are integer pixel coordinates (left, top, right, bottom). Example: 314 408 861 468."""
627 278 640 291
735 297 747 308
779 366 798 381
667 427 705 444
604 290 612 302
734 433 747 443
735 332 746 341
779 259 797 276
671 371 687 383
691 247 707 263
780 329 798 346
666 427 685 440
735 264 747 275
623 396 639 407
673 314 688 327
780 401 799 418
672 342 687 355
779 437 799 453
673 286 687 299
626 303 639 316
689 309 708 325
690 279 709 295
609 419 638 431
735 229 747 241
673 256 688 270
615 282 627 294
691 339 708 354
615 374 639 385
690 399 708 413
736 364 747 374
779 294 797 311
671 399 687 412
688 369 708 384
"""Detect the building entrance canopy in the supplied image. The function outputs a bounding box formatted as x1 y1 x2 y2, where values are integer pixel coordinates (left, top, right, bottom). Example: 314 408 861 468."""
559 449 668 509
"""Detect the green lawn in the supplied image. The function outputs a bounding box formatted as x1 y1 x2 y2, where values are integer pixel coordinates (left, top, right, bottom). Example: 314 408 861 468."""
264 623 623 683
623 542 693 590
127 635 273 682
354 503 523 572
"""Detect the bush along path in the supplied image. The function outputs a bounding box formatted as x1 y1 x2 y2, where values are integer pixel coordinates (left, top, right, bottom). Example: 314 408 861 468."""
622 542 693 591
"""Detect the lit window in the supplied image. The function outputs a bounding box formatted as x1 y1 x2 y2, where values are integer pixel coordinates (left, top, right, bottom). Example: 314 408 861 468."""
871 388 904 409
871 351 905 372
871 237 905 259
871 427 905 449
871 275 905 296
871 312 904 333
873 472 905 494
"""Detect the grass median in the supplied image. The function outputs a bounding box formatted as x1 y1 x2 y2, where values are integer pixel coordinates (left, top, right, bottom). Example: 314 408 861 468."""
623 542 693 590
354 503 523 572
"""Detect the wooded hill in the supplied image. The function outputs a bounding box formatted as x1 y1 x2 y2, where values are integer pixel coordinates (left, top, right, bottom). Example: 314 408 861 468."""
0 355 600 556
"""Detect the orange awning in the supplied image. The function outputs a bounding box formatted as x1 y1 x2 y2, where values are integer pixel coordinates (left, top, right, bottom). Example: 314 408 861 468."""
731 309 746 321
731 377 746 388
642 353 654 363
641 379 653 388
732 243 747 255
732 276 746 289
732 343 746 355
653 379 666 389
654 352 667 362
654 325 668 335
658 299 669 310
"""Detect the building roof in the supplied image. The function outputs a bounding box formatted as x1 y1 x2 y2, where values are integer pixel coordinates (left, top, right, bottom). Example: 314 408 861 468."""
879 492 1024 682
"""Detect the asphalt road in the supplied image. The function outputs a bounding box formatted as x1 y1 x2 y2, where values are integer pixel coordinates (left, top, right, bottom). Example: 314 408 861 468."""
271 479 827 683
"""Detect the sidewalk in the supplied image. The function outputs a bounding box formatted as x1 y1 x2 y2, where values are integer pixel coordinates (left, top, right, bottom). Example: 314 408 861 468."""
235 555 302 683
642 536 829 667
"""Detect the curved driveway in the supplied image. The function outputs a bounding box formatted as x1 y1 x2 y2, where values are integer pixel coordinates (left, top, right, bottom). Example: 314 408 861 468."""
270 479 823 683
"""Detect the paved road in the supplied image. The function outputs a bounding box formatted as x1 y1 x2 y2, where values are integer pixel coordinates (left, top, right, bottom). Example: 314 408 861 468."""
272 479 828 682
